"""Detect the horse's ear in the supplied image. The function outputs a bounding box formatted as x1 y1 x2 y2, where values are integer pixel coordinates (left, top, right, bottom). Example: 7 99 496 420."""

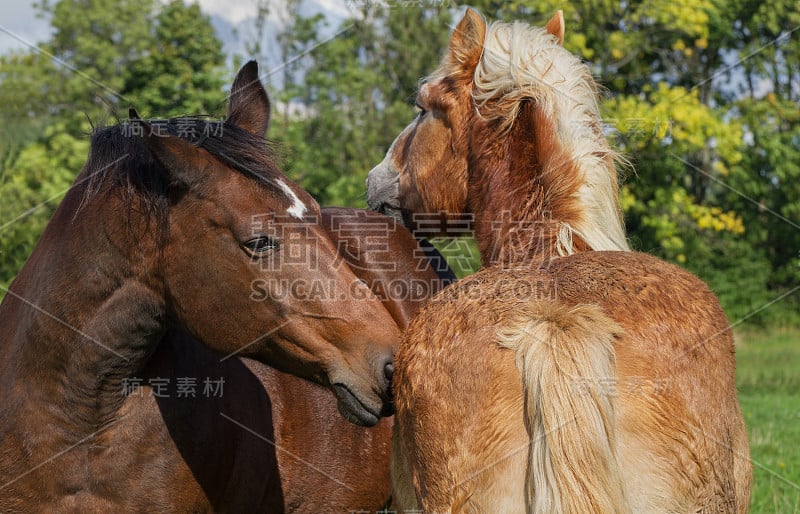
545 10 565 46
227 60 271 137
136 120 205 187
446 8 486 75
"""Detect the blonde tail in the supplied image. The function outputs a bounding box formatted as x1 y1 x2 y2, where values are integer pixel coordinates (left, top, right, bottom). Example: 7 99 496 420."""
497 302 629 514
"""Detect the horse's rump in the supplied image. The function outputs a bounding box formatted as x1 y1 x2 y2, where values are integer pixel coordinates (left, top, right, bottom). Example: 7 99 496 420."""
395 251 747 513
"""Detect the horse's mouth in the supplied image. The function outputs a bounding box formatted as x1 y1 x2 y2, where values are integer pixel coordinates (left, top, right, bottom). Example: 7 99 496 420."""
371 202 416 231
332 383 382 427
369 200 399 217
384 203 405 220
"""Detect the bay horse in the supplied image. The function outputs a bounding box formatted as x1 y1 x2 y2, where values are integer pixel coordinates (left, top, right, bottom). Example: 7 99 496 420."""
0 61 441 511
136 206 452 512
367 9 751 514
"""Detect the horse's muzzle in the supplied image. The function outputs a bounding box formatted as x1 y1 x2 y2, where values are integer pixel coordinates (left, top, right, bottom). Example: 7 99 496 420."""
366 162 400 214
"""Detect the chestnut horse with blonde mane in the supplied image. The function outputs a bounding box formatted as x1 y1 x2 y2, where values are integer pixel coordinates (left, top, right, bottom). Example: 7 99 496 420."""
368 9 751 514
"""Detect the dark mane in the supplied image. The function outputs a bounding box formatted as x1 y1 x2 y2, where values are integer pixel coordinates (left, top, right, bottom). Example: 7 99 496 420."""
81 116 283 226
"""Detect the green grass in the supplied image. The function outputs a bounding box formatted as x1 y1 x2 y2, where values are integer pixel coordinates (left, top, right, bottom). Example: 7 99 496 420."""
737 327 800 513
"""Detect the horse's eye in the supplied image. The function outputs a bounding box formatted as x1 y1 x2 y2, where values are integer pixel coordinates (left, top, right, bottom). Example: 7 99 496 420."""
415 102 428 117
244 236 279 255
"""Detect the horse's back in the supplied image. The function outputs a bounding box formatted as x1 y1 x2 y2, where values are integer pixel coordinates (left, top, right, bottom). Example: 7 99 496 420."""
551 251 747 512
395 251 749 513
320 206 453 328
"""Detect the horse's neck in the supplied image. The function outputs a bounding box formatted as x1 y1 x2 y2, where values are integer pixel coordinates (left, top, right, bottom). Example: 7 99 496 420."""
470 106 592 267
473 210 590 267
0 192 165 434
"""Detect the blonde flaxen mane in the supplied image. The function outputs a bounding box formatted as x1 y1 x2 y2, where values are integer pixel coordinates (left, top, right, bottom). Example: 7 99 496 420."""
473 20 629 254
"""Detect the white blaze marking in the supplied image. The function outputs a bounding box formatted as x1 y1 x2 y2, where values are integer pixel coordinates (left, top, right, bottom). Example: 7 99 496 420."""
275 179 307 219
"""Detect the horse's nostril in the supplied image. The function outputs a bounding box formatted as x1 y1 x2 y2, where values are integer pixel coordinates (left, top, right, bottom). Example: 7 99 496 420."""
384 362 394 383
379 359 396 416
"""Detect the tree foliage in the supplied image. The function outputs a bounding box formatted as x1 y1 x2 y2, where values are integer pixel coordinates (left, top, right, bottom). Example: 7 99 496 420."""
0 0 225 292
268 3 452 206
0 0 797 324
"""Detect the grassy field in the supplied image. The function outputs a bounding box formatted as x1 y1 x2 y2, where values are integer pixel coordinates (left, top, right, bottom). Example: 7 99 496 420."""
737 327 800 513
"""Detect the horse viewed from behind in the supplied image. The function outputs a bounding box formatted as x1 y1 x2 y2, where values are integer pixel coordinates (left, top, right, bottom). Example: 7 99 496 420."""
368 9 751 513
0 61 405 511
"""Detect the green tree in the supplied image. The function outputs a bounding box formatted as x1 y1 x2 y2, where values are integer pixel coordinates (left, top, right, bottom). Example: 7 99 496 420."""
269 3 451 206
0 0 227 294
2 0 797 324
123 1 226 117
731 0 800 298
